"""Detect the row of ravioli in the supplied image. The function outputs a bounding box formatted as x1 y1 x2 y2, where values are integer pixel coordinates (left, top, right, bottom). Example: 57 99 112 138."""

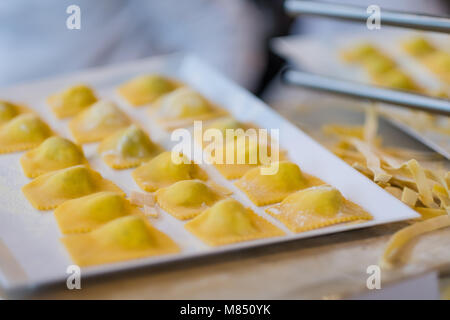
113 75 372 238
0 73 372 267
0 78 285 267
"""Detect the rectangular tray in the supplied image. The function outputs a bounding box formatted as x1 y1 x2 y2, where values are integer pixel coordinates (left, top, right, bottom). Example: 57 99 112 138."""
0 53 419 291
272 30 450 159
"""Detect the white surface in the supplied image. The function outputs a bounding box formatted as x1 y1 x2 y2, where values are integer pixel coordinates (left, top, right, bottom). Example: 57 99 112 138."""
0 54 419 291
272 30 450 159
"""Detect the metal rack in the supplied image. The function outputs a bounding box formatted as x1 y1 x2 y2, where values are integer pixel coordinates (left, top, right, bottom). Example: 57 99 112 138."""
281 0 450 116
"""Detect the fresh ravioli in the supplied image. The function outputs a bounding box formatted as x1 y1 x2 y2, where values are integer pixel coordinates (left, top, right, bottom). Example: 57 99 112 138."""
235 161 324 206
20 136 87 178
62 215 180 266
266 185 372 233
132 151 208 192
151 87 226 129
69 100 131 143
185 198 284 246
22 165 124 210
118 74 178 106
98 124 163 169
213 134 280 180
0 114 52 153
0 100 30 126
155 180 223 220
54 191 143 234
47 84 97 118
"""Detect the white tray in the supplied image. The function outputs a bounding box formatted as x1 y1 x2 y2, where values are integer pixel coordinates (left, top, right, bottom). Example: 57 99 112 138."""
0 54 419 291
272 30 450 159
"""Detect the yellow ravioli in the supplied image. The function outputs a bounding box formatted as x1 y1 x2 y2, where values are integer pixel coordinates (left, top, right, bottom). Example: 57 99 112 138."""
402 37 435 57
185 198 284 246
62 215 180 267
47 84 97 119
423 51 450 84
0 100 30 126
373 69 420 92
20 136 87 178
266 185 372 233
98 124 163 169
213 135 281 180
118 74 178 106
0 114 52 154
151 87 226 129
69 100 131 143
55 191 143 234
156 180 223 220
341 43 379 62
235 161 324 206
132 151 208 192
22 165 124 210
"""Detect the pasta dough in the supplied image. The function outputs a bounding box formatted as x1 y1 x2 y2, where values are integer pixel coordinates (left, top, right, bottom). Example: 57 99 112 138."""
98 124 163 169
0 100 29 126
155 180 223 220
132 151 208 192
185 198 284 246
22 165 124 210
235 161 323 206
266 185 372 233
20 136 87 178
62 216 180 266
118 74 178 106
0 114 52 153
54 191 142 234
69 100 131 143
47 84 97 118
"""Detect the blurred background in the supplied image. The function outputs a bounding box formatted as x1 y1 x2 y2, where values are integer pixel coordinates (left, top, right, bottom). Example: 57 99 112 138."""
1 0 449 93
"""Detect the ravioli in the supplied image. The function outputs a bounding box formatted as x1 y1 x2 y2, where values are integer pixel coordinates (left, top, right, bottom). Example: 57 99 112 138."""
423 51 450 84
20 136 87 178
213 135 280 180
22 165 124 210
185 198 284 246
118 74 178 106
47 84 97 118
62 216 180 266
235 161 324 206
0 114 52 153
155 180 223 220
54 191 143 234
98 124 163 169
266 185 372 233
151 87 226 129
0 100 30 126
374 69 419 92
132 151 208 192
69 100 131 143
402 37 435 57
